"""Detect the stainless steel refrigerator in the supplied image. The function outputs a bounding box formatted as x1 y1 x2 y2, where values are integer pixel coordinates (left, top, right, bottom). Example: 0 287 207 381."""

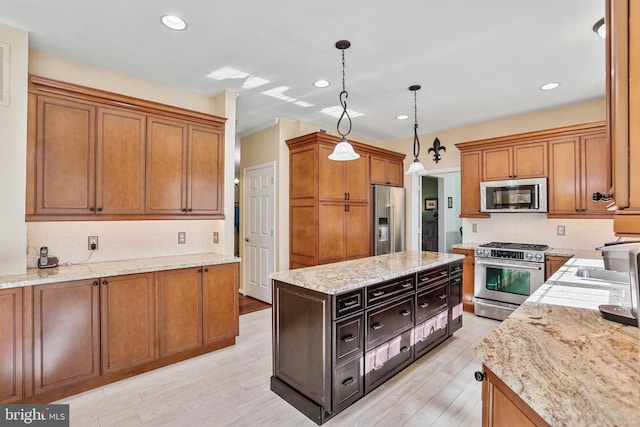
372 185 406 255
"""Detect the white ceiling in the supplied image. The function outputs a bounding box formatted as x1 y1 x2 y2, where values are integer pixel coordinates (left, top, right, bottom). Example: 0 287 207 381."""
0 0 606 142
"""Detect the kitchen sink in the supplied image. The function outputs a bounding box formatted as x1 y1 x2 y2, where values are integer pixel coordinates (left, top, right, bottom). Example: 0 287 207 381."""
574 268 630 284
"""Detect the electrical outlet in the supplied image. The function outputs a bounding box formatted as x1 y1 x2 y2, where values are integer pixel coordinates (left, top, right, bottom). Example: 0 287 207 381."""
557 225 566 236
472 223 478 233
178 232 186 244
88 236 99 250
213 232 219 244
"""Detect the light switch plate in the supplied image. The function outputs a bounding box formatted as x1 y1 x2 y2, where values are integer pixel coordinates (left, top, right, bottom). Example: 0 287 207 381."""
213 232 219 244
557 225 566 236
472 223 478 233
178 232 186 244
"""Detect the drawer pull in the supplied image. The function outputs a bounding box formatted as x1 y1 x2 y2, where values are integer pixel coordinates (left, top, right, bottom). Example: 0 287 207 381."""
402 282 412 288
439 294 447 300
400 346 410 353
341 377 356 386
343 299 358 307
419 302 429 308
342 334 356 343
400 310 411 317
372 291 384 297
371 322 384 330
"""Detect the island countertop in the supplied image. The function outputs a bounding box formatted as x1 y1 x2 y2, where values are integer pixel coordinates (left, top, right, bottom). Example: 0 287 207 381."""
475 257 640 427
270 251 464 295
0 252 240 289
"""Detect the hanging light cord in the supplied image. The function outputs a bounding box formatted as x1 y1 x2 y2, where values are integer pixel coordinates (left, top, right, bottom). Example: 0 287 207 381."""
337 46 352 139
413 89 420 159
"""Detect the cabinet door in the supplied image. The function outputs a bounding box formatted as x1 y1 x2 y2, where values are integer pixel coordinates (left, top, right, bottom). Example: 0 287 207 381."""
202 263 239 346
513 141 547 179
0 288 22 403
100 273 155 374
548 137 581 215
460 150 485 217
157 267 202 357
35 96 96 215
318 202 347 263
146 117 188 214
345 203 370 260
96 107 146 215
453 248 475 313
33 280 100 393
318 145 346 201
188 125 224 215
345 153 370 203
483 147 512 181
581 133 611 215
370 156 389 185
386 159 404 187
545 255 572 280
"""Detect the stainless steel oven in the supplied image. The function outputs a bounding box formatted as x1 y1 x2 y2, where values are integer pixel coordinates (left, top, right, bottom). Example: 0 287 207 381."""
474 242 548 320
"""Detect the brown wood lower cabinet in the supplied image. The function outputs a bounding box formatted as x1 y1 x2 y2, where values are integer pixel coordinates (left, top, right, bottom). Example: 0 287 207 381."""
545 255 572 280
17 262 239 403
453 247 475 312
0 287 23 403
271 261 463 425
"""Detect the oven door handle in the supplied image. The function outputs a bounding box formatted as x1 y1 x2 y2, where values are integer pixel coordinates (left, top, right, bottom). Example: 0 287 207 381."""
476 260 543 271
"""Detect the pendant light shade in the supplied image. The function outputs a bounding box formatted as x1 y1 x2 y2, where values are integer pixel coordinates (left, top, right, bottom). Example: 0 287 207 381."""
329 40 360 161
405 85 427 175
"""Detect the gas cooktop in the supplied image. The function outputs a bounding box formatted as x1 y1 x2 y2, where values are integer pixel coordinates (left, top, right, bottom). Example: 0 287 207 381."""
478 242 549 251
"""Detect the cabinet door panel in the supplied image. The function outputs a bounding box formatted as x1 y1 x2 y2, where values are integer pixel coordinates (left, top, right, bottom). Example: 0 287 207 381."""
513 142 547 178
581 133 611 215
36 97 96 214
188 125 223 214
157 268 202 356
346 203 370 260
548 138 580 214
146 117 187 214
0 288 22 403
318 145 346 201
482 147 512 181
460 151 483 216
34 280 100 393
386 160 403 187
96 107 146 214
203 264 239 346
101 273 155 373
318 203 346 263
370 157 388 185
345 153 369 203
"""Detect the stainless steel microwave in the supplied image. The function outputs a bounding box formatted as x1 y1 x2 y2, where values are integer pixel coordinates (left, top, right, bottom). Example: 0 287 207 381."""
480 178 547 213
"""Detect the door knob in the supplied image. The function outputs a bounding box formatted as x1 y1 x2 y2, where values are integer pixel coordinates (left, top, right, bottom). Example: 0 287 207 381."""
245 238 249 242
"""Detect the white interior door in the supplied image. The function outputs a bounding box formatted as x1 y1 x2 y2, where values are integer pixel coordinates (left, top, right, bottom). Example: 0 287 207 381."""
243 162 275 303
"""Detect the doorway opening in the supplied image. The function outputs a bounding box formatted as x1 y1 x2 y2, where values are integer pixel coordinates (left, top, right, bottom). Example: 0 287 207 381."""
418 170 462 253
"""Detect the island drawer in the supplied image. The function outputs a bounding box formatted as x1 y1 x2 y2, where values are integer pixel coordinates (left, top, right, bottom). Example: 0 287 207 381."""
332 357 363 413
416 283 448 324
449 261 463 278
417 266 449 290
364 329 413 394
366 276 414 308
414 310 449 358
365 296 414 350
334 289 364 320
333 313 364 366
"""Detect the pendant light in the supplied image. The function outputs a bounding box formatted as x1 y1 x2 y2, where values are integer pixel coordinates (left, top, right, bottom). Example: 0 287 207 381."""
405 85 427 174
328 40 360 161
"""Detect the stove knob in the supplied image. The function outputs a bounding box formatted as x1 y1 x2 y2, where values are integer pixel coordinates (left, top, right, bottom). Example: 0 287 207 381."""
476 248 483 256
484 249 490 256
526 253 533 260
535 254 543 261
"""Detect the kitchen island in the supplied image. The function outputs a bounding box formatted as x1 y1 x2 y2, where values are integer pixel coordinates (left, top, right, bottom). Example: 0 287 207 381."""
475 257 640 427
270 251 464 425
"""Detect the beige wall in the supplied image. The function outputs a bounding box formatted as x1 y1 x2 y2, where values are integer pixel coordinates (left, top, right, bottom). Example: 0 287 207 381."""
0 23 28 274
24 51 237 267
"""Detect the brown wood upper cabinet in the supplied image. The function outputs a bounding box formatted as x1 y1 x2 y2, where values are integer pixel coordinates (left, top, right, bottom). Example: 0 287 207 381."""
26 75 226 221
370 155 404 187
459 150 487 218
482 141 547 181
318 144 370 203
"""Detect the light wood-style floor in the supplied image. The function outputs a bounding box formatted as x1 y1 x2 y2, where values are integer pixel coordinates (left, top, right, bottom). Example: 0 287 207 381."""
56 309 499 426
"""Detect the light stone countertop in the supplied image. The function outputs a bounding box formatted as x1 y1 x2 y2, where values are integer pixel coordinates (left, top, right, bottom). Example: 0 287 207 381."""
270 251 464 295
476 257 640 427
0 253 240 289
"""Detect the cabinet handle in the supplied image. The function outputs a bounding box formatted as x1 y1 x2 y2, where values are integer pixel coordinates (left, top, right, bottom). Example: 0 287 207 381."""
341 377 355 386
346 204 350 212
204 268 209 272
419 302 429 308
344 204 347 212
402 282 412 288
344 192 347 200
371 322 384 330
372 290 384 297
97 207 103 212
343 299 358 307
372 363 384 371
400 346 410 353
400 310 411 317
452 278 462 285
183 208 188 212
198 268 203 273
188 208 193 212
89 207 95 212
92 281 99 286
474 371 487 382
342 335 356 343
102 280 108 286
440 271 448 277
347 192 350 201
439 294 447 300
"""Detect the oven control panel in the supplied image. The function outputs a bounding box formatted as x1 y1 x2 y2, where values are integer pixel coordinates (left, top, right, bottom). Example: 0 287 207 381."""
475 248 545 263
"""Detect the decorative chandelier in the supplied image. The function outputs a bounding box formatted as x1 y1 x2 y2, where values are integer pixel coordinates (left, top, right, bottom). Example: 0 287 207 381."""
328 40 360 161
405 85 427 174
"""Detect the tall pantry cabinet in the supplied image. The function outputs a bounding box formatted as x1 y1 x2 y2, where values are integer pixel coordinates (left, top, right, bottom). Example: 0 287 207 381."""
287 133 405 269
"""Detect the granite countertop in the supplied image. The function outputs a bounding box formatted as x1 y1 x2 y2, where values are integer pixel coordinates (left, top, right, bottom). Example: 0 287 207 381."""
476 258 640 426
270 251 464 295
0 253 241 289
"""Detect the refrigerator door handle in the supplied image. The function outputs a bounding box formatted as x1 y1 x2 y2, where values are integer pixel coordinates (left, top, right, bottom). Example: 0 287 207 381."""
387 204 395 253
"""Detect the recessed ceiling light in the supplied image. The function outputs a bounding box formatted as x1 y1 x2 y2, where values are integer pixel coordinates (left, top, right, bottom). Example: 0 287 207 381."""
396 114 409 120
313 80 330 88
161 15 187 31
540 82 560 91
